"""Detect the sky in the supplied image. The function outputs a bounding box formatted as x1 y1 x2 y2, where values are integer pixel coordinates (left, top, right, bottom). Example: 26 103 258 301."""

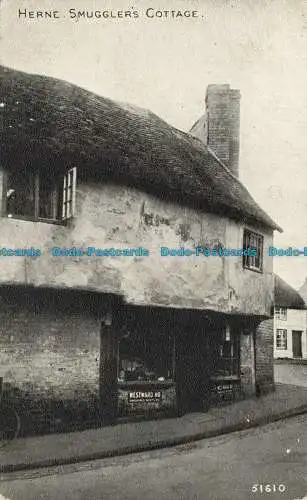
1 0 307 290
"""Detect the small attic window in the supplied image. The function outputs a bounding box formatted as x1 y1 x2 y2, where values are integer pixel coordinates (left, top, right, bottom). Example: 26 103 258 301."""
274 307 287 321
5 167 77 223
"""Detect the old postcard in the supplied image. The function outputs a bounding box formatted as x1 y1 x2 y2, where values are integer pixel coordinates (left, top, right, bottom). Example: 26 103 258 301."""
0 0 307 499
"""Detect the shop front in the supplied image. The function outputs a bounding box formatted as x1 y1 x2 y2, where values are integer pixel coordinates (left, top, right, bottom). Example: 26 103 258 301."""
100 305 256 423
175 312 245 410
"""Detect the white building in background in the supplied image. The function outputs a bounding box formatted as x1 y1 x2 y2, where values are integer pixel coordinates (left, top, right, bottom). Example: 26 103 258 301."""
274 275 307 359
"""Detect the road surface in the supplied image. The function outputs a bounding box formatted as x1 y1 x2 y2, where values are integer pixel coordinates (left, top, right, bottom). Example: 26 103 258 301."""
0 414 306 500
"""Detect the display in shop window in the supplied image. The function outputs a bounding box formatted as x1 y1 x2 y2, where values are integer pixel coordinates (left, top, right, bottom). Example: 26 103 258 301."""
210 324 240 377
117 325 175 384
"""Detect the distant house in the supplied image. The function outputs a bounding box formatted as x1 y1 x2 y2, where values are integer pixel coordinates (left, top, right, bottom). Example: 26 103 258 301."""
299 277 307 308
0 66 281 433
274 275 307 359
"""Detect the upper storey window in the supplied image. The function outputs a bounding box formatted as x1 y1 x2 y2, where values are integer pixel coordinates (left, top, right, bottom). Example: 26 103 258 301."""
274 307 287 321
243 229 263 272
5 167 77 223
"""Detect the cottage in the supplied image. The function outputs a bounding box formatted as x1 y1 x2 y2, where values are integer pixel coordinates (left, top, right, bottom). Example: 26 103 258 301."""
0 66 281 433
274 274 307 359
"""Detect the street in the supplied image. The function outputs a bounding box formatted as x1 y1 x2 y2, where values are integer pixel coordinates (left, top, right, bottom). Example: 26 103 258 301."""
274 364 307 388
0 414 306 500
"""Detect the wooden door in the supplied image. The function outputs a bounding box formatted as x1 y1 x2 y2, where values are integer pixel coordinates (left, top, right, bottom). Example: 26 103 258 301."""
292 331 302 358
176 318 210 414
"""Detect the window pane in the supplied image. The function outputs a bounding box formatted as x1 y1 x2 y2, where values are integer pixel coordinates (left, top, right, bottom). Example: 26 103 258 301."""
243 229 263 271
275 308 287 320
38 176 59 219
276 329 287 349
118 330 174 383
210 326 239 376
6 170 36 217
62 167 77 220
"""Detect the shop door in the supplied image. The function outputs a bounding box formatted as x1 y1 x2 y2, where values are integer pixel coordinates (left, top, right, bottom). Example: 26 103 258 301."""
292 331 302 358
176 321 210 414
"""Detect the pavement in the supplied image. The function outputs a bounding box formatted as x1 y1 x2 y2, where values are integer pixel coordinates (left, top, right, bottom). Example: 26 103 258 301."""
1 414 306 500
274 363 307 387
275 358 307 365
0 383 307 474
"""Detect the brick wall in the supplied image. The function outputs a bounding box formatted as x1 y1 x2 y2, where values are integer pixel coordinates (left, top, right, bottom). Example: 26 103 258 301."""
0 288 103 435
255 318 275 395
206 84 240 177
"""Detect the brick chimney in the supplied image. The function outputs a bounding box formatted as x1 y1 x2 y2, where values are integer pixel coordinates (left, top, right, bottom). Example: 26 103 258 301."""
190 84 241 177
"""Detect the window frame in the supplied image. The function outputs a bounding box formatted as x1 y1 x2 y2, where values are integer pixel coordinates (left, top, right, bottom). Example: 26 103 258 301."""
276 328 287 350
242 228 264 273
62 167 77 221
4 167 77 224
210 324 240 378
274 307 287 321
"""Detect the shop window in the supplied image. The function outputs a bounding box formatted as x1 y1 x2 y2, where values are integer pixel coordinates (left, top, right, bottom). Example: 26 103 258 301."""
243 229 263 272
274 307 287 321
117 328 174 384
210 325 240 377
276 329 287 349
5 167 77 223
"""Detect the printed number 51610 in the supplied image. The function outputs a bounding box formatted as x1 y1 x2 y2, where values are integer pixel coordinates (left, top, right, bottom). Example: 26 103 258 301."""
251 484 286 494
